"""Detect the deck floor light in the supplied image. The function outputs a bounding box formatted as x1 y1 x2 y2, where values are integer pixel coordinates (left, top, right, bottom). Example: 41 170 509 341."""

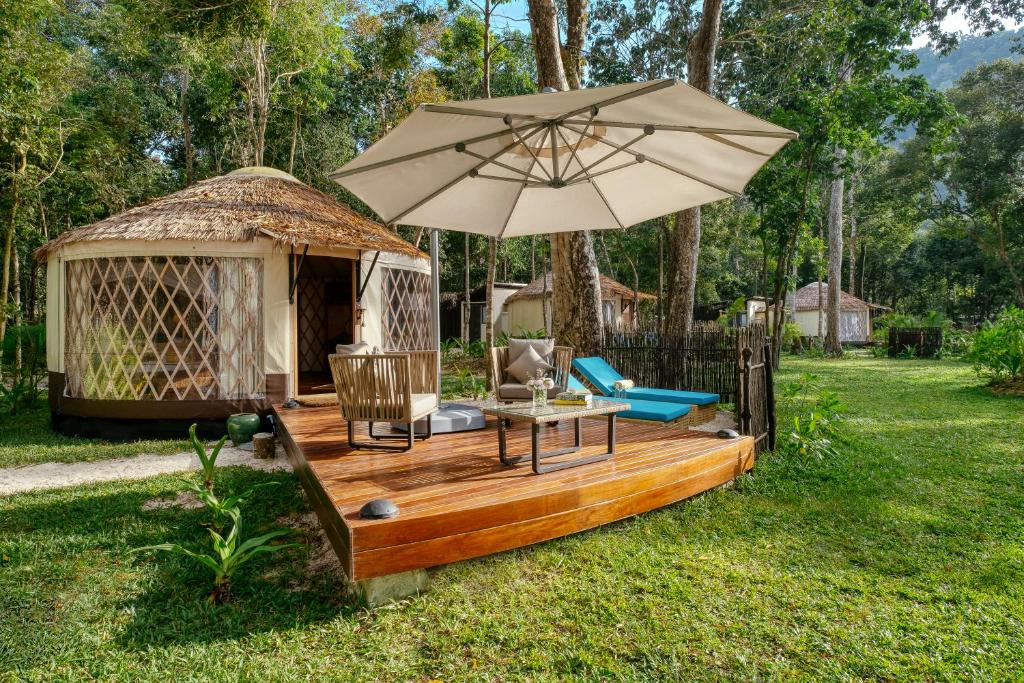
360 499 400 520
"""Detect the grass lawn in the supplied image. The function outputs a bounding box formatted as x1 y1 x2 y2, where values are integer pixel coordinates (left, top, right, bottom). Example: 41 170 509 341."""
2 356 1023 680
0 399 187 468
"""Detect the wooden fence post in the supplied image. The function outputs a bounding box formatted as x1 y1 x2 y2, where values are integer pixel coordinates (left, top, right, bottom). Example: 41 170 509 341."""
739 346 753 436
763 338 776 451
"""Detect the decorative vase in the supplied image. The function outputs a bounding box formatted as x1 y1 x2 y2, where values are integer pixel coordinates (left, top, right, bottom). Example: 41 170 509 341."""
525 370 555 408
226 413 261 446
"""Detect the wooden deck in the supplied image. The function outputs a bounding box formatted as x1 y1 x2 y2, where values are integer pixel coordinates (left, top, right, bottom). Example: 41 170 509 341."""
273 404 755 581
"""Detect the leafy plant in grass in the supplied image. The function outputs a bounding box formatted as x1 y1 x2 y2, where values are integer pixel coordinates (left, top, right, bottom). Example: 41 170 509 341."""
778 374 846 460
968 307 1024 384
135 513 297 604
184 479 280 531
899 344 918 360
190 423 227 491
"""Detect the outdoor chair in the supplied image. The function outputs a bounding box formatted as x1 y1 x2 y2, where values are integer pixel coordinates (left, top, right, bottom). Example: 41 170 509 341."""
490 341 573 403
328 350 439 451
572 356 720 425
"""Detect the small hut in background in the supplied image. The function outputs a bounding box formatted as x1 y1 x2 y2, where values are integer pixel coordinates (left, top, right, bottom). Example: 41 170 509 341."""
793 282 877 342
36 167 428 436
503 273 655 335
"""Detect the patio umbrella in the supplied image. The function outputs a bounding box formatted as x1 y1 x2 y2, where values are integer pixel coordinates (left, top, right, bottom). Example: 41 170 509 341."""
330 78 797 236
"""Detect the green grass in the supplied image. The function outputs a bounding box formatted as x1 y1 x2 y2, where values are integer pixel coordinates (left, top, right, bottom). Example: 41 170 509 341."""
3 357 1024 680
0 397 187 468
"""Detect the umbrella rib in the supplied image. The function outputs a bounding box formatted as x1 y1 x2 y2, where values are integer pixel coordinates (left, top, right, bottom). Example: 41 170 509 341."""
644 157 741 198
330 124 538 179
556 79 677 121
563 123 741 198
497 124 548 239
421 104 548 122
699 133 773 156
460 149 547 183
555 126 623 229
562 130 647 184
560 119 798 139
385 123 548 226
507 120 552 180
563 159 641 185
555 125 589 182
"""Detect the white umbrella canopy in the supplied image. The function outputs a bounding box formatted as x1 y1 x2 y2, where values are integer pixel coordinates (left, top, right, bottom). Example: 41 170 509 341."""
330 79 797 237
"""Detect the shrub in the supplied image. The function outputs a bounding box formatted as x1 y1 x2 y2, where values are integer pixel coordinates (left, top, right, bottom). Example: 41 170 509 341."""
781 322 802 352
968 307 1024 382
778 373 846 460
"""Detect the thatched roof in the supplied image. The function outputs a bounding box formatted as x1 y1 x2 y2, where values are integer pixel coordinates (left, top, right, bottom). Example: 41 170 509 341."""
35 167 424 260
794 282 869 311
505 273 657 303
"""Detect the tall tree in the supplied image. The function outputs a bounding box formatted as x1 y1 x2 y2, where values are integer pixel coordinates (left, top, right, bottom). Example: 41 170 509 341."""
526 0 604 354
663 0 723 338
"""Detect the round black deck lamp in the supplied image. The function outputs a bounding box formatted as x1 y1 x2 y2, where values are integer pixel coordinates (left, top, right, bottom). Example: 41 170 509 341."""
360 498 400 519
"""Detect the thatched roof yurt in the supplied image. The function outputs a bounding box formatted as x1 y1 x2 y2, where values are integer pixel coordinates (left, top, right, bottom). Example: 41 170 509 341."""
37 167 430 436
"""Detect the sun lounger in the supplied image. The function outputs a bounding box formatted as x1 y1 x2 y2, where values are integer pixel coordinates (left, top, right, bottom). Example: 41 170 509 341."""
571 357 720 424
566 375 692 423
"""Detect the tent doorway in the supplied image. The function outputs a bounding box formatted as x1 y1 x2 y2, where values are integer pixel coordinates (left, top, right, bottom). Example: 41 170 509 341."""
295 256 356 396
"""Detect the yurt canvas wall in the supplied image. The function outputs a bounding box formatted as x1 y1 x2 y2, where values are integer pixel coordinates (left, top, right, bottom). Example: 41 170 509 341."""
45 241 430 421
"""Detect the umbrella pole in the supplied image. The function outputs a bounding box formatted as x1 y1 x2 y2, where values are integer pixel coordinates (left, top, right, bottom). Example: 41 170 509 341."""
430 228 442 406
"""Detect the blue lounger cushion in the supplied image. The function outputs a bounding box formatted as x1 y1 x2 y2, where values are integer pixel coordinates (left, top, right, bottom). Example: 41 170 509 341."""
566 375 691 422
625 387 720 406
572 357 720 406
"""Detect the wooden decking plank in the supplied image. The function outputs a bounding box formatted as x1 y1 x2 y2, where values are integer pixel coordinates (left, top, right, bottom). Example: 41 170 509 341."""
351 452 753 579
273 404 754 581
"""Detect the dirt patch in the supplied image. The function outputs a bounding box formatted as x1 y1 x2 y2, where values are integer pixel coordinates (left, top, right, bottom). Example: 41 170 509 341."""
989 378 1024 397
277 511 344 579
141 490 203 511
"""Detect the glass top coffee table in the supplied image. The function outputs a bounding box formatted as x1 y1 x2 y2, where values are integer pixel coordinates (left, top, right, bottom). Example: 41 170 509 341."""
479 399 629 474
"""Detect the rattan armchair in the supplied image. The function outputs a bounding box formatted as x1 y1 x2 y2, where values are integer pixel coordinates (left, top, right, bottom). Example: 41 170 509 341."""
328 350 439 451
489 345 574 402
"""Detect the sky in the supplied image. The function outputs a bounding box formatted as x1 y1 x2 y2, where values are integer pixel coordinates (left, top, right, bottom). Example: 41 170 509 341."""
910 10 1023 48
484 1 1022 52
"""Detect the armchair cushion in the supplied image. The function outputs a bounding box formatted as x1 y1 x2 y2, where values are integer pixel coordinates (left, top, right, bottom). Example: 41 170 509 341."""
505 344 554 383
410 393 438 419
508 338 555 364
336 342 371 356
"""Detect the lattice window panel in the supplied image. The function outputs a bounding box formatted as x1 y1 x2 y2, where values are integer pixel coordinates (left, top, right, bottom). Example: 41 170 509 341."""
381 267 433 351
63 256 265 401
297 277 327 373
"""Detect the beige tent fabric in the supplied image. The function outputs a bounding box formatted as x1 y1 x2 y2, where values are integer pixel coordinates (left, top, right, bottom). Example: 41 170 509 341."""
332 79 796 237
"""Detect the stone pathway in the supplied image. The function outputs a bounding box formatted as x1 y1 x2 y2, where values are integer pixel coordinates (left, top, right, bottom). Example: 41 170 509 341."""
0 445 292 496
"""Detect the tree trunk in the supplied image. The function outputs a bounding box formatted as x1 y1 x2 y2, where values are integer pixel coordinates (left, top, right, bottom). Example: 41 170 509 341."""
485 237 497 347
12 249 20 372
463 233 471 342
527 0 568 91
542 242 550 332
847 181 857 297
825 171 845 355
482 0 492 98
289 105 302 175
530 235 536 280
0 151 26 355
527 0 603 355
562 0 587 89
657 220 665 323
663 0 723 338
181 66 194 186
